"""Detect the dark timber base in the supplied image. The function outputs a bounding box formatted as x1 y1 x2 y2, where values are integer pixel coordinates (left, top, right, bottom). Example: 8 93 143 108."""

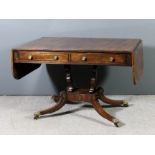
34 65 128 127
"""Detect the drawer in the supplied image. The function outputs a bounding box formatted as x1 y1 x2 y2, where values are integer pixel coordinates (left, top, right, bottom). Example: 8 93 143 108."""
14 51 69 63
70 53 131 65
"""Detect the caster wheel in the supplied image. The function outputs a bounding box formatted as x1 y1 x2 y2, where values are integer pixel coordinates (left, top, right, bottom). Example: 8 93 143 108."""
34 112 40 120
121 100 128 107
112 118 120 127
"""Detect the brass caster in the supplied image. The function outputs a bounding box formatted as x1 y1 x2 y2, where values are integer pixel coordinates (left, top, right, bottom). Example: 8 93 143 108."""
34 112 41 120
121 100 128 107
112 118 120 127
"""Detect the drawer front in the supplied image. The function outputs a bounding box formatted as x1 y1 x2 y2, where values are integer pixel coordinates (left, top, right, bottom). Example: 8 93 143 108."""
14 51 69 63
70 53 131 65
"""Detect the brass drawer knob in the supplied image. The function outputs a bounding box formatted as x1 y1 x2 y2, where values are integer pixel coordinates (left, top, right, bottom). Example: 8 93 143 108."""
28 55 33 60
53 55 59 60
109 56 115 62
81 56 87 61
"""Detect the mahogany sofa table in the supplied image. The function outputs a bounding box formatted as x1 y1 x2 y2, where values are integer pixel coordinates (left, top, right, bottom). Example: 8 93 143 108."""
12 37 143 127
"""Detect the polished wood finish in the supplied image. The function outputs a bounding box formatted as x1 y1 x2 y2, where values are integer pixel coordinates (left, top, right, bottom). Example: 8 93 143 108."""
132 42 144 84
14 51 69 63
34 91 66 118
13 51 131 66
70 53 131 65
64 65 74 92
12 37 143 127
12 37 141 52
12 37 143 84
34 87 127 127
89 65 97 93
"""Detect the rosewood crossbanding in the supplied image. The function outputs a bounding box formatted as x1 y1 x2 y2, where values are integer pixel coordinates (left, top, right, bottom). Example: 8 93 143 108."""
12 37 143 127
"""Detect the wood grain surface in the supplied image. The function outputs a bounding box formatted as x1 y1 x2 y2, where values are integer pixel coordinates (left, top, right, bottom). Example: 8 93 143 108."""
12 37 143 84
13 37 141 52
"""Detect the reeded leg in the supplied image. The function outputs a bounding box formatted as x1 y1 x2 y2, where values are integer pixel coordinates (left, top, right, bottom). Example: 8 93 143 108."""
64 65 74 92
91 97 120 127
89 65 97 93
34 91 66 119
100 95 128 107
98 87 128 107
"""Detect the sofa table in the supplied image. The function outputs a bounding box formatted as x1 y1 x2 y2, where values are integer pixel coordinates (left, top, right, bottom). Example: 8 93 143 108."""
12 37 143 127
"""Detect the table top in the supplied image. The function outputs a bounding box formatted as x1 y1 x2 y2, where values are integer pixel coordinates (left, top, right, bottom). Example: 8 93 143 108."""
13 37 141 53
12 37 143 85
